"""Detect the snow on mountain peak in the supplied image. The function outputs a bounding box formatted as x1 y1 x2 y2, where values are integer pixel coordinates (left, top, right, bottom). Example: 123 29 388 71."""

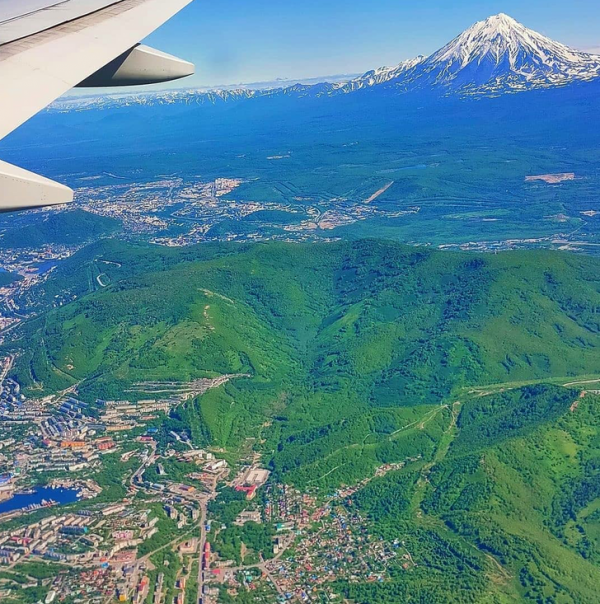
53 13 600 113
486 13 518 26
426 13 600 88
335 13 600 98
342 55 426 92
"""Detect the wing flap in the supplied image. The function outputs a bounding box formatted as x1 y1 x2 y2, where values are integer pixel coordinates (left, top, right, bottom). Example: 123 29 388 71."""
0 1 125 45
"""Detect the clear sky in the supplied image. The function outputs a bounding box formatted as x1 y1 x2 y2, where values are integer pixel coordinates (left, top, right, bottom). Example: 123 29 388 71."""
143 0 600 88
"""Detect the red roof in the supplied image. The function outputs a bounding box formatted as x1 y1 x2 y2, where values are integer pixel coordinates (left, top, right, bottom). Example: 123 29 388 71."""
235 485 257 499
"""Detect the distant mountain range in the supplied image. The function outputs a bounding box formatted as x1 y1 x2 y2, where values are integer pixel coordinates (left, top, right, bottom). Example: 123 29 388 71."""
52 14 600 112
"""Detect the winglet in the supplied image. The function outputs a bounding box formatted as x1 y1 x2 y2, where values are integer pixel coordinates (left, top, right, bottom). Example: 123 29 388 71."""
0 160 73 212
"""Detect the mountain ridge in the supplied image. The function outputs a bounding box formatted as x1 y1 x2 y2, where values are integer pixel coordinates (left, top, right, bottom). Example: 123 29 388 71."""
50 13 600 112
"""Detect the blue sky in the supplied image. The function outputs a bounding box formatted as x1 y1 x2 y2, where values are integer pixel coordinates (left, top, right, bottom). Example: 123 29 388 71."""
144 0 600 88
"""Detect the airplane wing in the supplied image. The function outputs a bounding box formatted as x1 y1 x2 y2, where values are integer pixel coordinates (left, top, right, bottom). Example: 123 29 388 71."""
0 0 194 211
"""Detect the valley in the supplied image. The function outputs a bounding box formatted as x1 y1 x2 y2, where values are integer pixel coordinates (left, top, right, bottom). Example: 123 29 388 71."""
3 81 600 257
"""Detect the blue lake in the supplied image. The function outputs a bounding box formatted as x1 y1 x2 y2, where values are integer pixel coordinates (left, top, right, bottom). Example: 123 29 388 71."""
0 487 80 514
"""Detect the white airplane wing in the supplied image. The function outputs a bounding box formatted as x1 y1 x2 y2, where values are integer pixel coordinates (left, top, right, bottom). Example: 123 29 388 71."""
0 0 194 211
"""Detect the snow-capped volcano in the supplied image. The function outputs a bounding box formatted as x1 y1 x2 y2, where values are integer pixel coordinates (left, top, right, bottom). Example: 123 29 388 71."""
346 13 600 96
52 13 600 113
432 13 593 71
422 13 600 92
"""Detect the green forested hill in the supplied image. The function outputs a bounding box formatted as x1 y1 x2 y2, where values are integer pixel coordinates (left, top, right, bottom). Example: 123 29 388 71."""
9 239 600 412
5 239 600 601
0 209 120 249
343 385 600 603
8 240 600 448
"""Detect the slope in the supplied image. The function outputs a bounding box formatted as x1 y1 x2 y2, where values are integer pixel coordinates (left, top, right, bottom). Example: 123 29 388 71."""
343 386 600 603
5 239 600 456
4 239 600 601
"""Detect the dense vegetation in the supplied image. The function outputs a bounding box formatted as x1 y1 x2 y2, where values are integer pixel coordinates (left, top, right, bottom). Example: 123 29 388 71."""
0 271 22 287
207 487 249 526
342 385 600 603
209 522 275 566
4 239 600 601
0 209 120 249
8 238 600 414
451 384 576 454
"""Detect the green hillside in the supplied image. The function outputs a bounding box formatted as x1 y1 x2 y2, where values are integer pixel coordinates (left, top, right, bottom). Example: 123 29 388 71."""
341 385 600 603
8 240 600 445
4 239 600 601
9 239 600 399
0 271 22 287
0 209 120 249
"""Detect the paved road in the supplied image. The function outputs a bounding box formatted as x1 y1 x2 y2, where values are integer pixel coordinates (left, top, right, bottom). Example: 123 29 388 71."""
130 441 157 488
197 475 218 604
196 499 208 604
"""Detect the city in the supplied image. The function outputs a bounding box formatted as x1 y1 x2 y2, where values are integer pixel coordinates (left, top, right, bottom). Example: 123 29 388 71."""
0 356 422 603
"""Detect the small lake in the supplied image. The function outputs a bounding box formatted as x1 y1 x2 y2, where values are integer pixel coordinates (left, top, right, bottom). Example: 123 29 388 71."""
0 487 80 515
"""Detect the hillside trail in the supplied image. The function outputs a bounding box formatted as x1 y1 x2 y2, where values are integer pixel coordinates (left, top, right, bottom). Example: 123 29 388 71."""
408 400 512 584
411 401 460 514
